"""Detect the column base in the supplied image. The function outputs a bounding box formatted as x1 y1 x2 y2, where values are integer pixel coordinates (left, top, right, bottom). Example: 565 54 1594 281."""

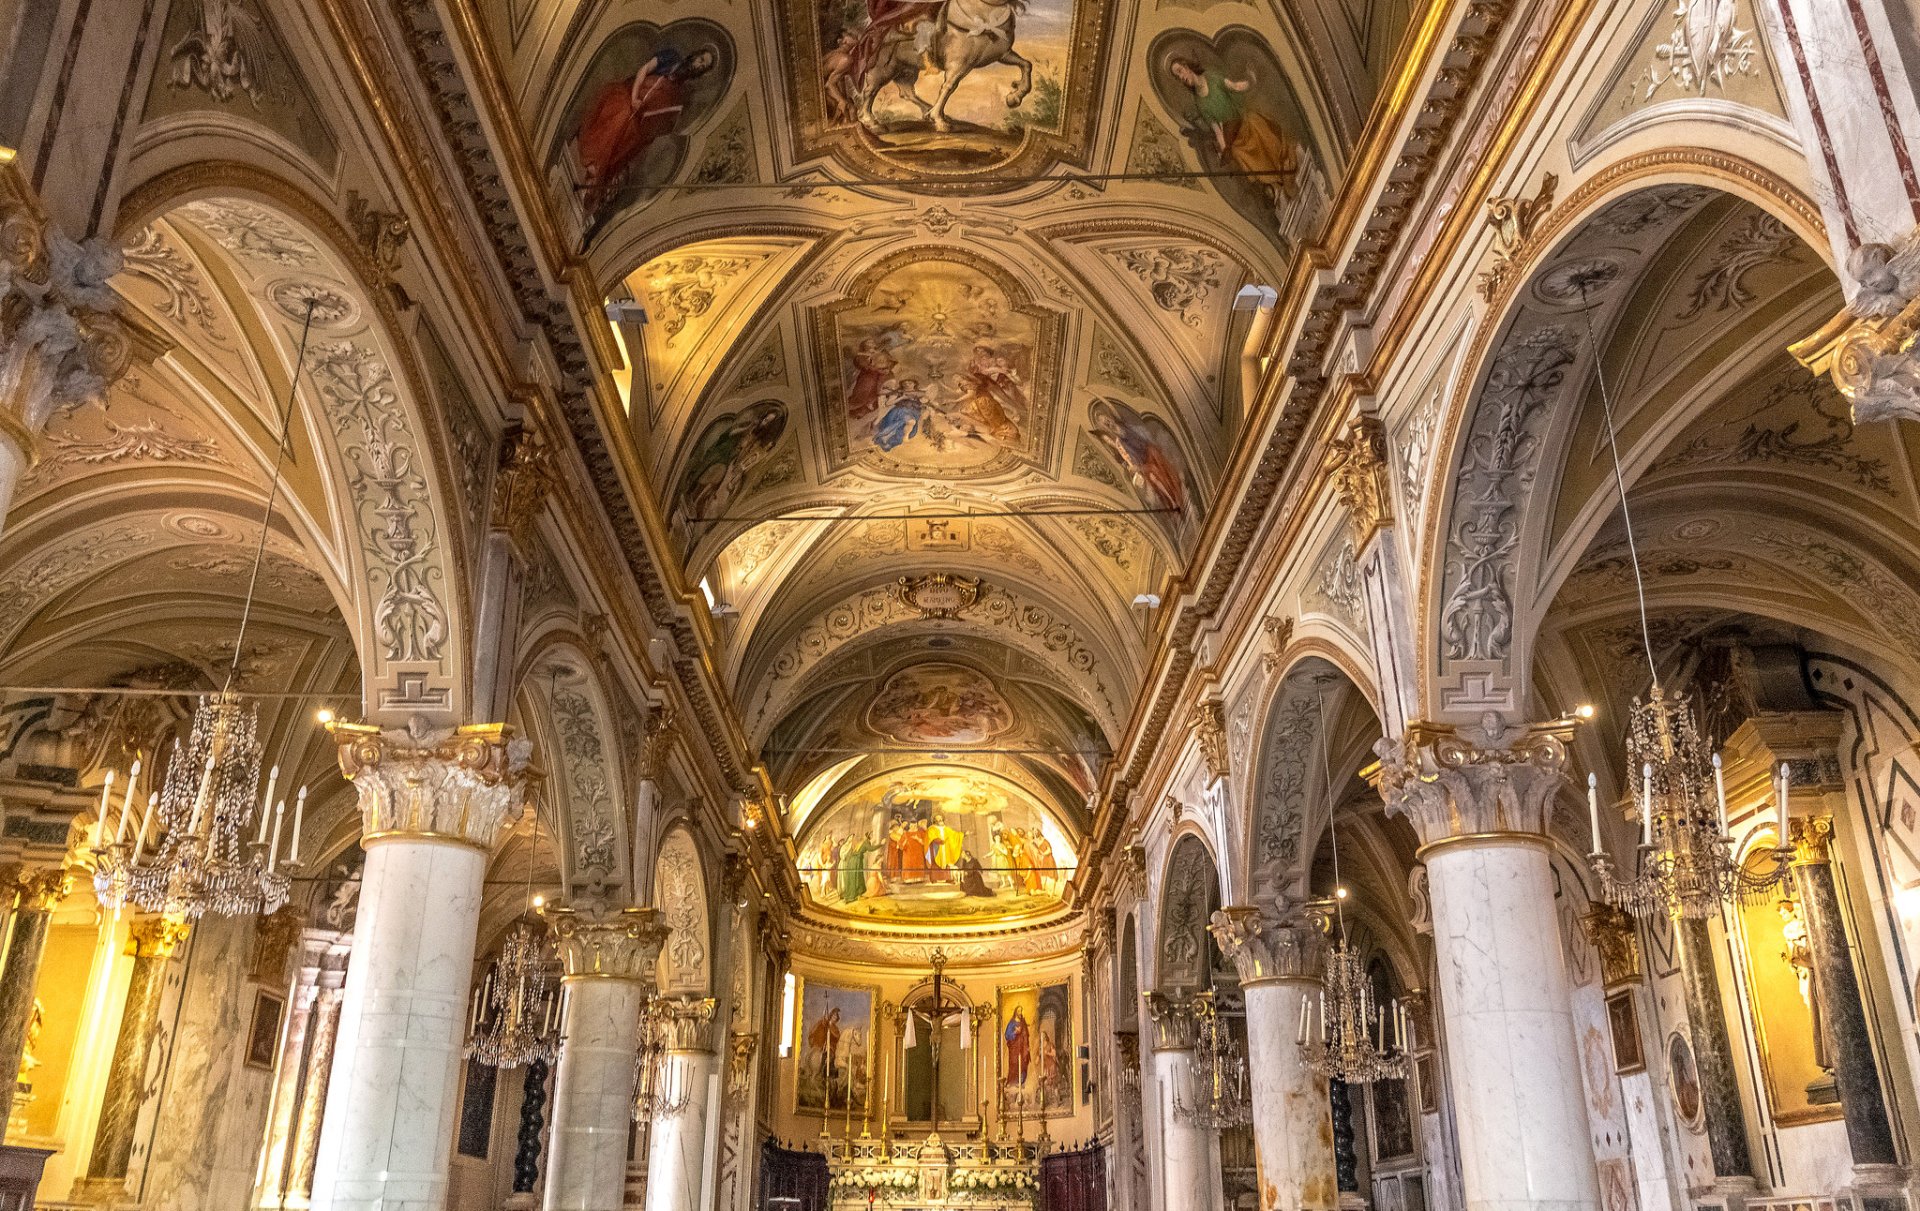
1847 1162 1909 1197
68 1175 130 1206
1687 1175 1759 1210
1338 1193 1369 1211
503 1194 540 1210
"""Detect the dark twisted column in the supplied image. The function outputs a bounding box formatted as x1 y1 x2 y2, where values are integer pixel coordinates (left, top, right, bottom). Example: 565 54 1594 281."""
1329 1079 1358 1195
73 914 191 1202
1791 818 1896 1165
0 866 66 1133
1675 916 1753 1179
513 1056 552 1195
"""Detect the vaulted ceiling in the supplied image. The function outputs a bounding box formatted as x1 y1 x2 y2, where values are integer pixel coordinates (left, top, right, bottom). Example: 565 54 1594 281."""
471 0 1420 924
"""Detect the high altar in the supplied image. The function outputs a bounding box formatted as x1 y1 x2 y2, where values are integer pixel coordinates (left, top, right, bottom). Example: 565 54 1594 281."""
825 1136 1037 1209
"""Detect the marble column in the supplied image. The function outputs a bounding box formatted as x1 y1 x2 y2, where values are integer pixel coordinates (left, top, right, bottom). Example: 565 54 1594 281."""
1146 992 1219 1211
1374 718 1601 1211
288 983 345 1207
1210 905 1337 1211
0 866 69 1132
1790 817 1897 1166
542 905 668 1211
1328 1080 1358 1198
508 1056 552 1206
1674 917 1754 1180
72 913 192 1204
308 721 531 1211
643 996 718 1211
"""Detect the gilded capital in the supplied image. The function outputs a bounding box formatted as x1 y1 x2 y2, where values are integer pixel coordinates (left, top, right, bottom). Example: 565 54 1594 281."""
490 428 553 555
328 718 532 849
1192 699 1229 784
648 995 719 1053
1789 815 1836 867
1209 903 1329 985
1580 903 1642 989
1144 991 1198 1052
16 866 73 912
726 1030 759 1097
543 904 668 984
1794 231 1920 426
1325 414 1394 545
1373 714 1575 848
129 913 192 958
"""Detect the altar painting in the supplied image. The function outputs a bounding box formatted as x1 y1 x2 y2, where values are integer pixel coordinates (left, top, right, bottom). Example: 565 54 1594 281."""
998 981 1073 1117
796 981 874 1116
797 774 1075 921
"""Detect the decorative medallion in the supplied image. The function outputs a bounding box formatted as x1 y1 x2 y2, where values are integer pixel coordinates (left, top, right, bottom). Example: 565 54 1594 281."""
895 573 983 620
267 279 360 327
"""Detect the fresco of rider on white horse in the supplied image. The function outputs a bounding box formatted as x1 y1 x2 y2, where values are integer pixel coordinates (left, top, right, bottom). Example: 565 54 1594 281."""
779 0 1112 183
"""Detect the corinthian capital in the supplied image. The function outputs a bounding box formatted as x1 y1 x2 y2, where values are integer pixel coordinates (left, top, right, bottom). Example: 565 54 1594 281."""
1144 991 1198 1051
0 167 129 452
328 718 533 849
1373 713 1575 847
15 866 73 912
648 995 718 1053
1325 414 1393 544
543 904 668 984
1795 230 1920 425
1209 903 1329 985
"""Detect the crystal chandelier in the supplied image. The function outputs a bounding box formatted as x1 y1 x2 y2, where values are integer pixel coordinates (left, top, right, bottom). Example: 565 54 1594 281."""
1572 284 1792 921
1301 939 1409 1084
465 917 561 1068
90 693 299 917
633 999 694 1120
1171 990 1252 1129
1586 684 1792 920
89 299 320 919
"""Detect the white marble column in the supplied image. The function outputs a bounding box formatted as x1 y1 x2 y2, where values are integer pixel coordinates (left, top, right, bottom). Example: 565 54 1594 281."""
308 721 530 1211
1146 993 1220 1211
542 905 667 1211
1375 717 1600 1211
1211 905 1337 1211
643 997 718 1211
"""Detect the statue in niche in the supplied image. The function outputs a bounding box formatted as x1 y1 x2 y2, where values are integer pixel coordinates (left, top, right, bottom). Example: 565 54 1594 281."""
1778 897 1838 1103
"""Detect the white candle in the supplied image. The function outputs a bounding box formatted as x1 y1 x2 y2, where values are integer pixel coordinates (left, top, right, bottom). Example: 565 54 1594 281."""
187 752 215 836
1777 762 1791 840
96 770 117 847
1711 752 1728 832
288 786 307 864
1587 772 1602 855
119 760 141 838
267 799 285 873
133 792 158 862
1641 763 1654 847
257 765 279 844
1296 995 1310 1045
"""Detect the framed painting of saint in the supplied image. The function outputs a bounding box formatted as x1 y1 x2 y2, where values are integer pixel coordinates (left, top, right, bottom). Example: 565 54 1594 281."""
794 980 873 1117
997 980 1073 1118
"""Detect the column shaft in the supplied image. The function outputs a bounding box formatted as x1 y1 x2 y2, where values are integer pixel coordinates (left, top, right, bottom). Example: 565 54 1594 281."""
511 1057 552 1198
1153 1047 1217 1211
254 977 320 1208
0 869 65 1132
1674 917 1753 1178
289 988 345 1207
75 914 190 1201
643 1050 714 1211
1243 981 1336 1209
1424 839 1598 1211
545 978 646 1211
309 838 485 1211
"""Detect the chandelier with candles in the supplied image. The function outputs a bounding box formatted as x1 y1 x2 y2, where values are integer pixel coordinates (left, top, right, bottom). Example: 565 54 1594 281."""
1571 282 1792 922
465 917 561 1068
89 300 322 920
633 1000 695 1120
1171 990 1252 1129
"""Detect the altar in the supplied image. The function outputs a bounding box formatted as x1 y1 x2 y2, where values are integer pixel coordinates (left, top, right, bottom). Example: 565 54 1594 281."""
825 1136 1038 1209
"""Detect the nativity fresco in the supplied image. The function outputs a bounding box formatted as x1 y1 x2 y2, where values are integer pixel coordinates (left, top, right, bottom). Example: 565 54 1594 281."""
777 0 1112 183
866 663 1014 746
817 250 1059 478
545 21 734 241
1148 30 1325 247
797 774 1075 921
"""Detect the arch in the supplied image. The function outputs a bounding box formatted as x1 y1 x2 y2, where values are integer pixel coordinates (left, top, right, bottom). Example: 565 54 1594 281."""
1418 153 1831 723
656 825 712 996
1156 832 1221 994
516 637 630 894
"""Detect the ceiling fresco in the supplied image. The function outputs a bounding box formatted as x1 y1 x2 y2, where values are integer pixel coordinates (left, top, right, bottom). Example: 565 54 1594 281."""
479 0 1422 933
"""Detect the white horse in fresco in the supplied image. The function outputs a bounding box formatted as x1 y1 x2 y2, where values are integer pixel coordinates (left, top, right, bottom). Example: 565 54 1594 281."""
854 0 1035 135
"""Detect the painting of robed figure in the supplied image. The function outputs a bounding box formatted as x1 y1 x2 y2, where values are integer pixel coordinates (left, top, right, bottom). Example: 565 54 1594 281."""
795 981 873 1116
998 980 1073 1117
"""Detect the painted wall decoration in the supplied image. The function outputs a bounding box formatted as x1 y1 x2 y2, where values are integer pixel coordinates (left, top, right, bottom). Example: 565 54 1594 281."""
998 981 1073 1117
1666 1031 1702 1129
865 663 1014 745
796 981 874 1116
1087 397 1196 539
817 250 1059 478
545 22 734 239
797 773 1075 921
1147 30 1322 244
673 400 788 530
776 0 1112 183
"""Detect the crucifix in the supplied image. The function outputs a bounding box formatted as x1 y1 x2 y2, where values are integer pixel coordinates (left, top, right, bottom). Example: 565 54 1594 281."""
909 948 966 1135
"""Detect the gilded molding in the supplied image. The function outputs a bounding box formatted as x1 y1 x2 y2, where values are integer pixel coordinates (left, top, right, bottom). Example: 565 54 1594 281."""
328 718 532 850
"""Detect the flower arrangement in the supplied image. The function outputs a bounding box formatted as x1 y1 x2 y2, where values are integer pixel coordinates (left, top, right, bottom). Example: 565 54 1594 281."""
829 1167 918 1193
950 1166 1037 1192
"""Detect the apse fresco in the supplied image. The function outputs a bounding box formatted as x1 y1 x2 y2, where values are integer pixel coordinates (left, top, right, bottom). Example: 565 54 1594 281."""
798 775 1075 921
865 663 1014 745
819 252 1057 477
780 0 1111 180
545 21 734 239
1148 30 1322 245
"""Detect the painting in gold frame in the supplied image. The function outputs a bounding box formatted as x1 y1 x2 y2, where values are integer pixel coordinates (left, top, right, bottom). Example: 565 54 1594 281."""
996 980 1073 1118
794 979 874 1118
